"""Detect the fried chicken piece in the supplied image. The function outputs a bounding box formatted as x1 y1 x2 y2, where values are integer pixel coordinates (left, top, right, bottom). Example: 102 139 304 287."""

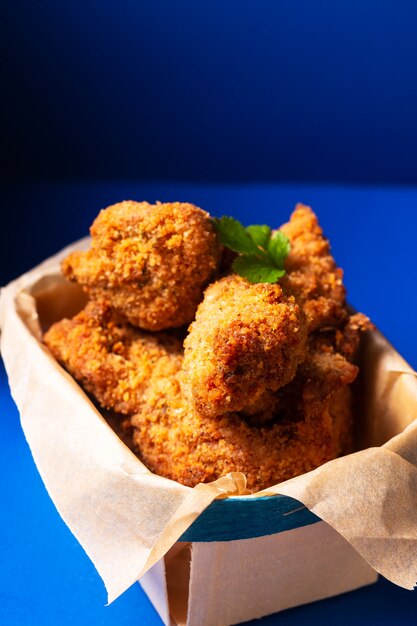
181 275 308 418
335 312 373 360
45 297 359 491
62 201 221 331
299 337 358 455
280 204 347 331
43 299 183 415
131 336 358 491
181 205 359 420
45 200 370 492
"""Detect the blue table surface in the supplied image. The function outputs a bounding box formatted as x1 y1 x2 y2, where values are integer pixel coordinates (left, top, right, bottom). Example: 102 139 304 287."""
1 181 417 625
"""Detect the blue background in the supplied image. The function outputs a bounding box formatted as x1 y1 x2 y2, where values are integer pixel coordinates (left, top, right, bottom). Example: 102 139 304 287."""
2 1 417 624
1 182 417 626
3 0 417 185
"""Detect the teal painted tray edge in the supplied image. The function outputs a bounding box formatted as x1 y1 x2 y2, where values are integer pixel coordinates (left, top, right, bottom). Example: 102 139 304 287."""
179 494 320 542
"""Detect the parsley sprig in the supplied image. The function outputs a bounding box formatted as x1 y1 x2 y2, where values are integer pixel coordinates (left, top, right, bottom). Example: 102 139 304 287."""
213 216 290 284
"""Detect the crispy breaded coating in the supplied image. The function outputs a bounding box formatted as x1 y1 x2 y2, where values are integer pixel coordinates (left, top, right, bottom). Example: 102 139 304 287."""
62 201 221 331
44 297 359 491
44 300 183 415
131 336 357 491
335 312 373 360
44 200 372 491
280 204 347 331
182 275 308 418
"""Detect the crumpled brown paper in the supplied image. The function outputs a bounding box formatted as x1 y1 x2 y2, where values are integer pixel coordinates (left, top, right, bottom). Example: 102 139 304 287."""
1 239 417 603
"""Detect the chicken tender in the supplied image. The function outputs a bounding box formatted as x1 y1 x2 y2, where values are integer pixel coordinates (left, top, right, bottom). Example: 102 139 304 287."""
280 204 347 331
131 336 358 491
45 297 360 491
62 201 221 330
43 199 371 492
335 312 373 360
182 275 308 418
44 299 183 415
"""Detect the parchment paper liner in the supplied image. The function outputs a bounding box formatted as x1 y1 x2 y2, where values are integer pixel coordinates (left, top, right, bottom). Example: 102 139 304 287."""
1 238 417 603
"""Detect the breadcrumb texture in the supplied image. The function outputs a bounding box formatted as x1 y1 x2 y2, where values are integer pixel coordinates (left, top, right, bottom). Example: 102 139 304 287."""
44 300 183 416
61 201 220 330
281 204 347 331
44 202 372 491
131 331 358 491
182 275 308 418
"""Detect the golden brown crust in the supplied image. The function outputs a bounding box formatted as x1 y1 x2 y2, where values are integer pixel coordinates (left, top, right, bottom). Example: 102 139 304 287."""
43 297 360 492
131 335 357 491
335 312 373 360
182 275 308 418
43 299 183 415
280 204 347 331
62 201 221 330
43 201 371 491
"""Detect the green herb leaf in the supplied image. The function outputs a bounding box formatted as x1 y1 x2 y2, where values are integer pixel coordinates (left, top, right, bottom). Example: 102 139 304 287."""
232 256 286 284
213 217 259 255
267 231 291 266
213 215 290 284
245 225 271 250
